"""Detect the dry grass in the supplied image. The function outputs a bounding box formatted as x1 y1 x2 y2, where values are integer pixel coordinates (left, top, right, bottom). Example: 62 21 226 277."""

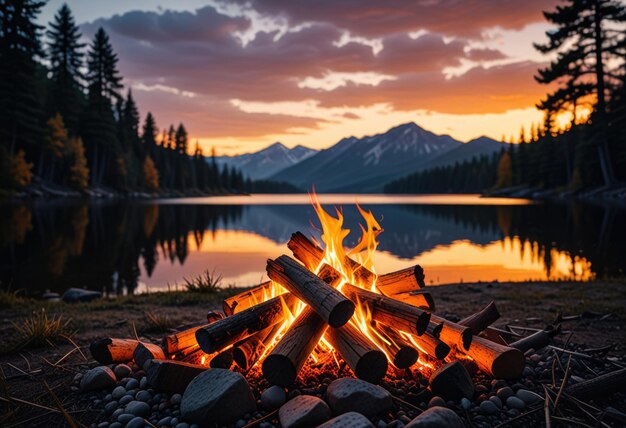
10 308 74 350
0 289 25 309
183 269 223 293
143 310 178 333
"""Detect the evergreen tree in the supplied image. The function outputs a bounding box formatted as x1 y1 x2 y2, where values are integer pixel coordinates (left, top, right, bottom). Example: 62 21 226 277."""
535 0 626 185
46 3 85 133
141 112 158 157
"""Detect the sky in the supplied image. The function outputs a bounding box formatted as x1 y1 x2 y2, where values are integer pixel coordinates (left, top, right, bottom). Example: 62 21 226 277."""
39 0 559 155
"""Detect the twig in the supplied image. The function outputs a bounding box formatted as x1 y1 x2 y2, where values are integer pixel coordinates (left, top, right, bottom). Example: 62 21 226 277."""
494 408 541 427
579 359 598 376
43 380 80 428
18 353 32 371
552 416 593 427
242 409 278 428
6 363 28 376
553 355 572 412
551 357 557 388
0 395 59 413
61 335 88 361
392 395 424 414
542 385 552 428
54 347 79 366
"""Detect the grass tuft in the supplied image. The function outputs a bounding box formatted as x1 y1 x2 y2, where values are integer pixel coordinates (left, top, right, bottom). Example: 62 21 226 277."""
183 269 223 293
143 310 178 333
0 289 25 309
11 308 74 350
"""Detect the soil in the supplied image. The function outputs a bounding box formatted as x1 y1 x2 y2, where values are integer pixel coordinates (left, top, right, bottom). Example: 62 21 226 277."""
0 280 624 427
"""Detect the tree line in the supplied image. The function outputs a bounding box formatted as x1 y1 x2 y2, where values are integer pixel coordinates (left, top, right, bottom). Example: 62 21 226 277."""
0 1 249 194
386 0 625 195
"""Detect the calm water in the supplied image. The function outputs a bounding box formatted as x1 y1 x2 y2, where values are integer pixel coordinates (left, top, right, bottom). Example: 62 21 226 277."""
1 194 624 296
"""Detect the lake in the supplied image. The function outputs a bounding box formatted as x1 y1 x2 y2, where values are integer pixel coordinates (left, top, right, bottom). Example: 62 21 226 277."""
1 194 624 296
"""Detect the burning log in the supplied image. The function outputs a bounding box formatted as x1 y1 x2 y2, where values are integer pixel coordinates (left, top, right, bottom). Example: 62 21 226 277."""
413 332 450 360
427 321 444 338
375 266 434 310
223 280 279 316
429 314 472 351
209 348 234 369
341 283 430 336
89 338 139 365
509 325 560 352
326 323 388 384
458 301 500 335
206 311 224 323
134 342 166 368
376 323 419 369
146 359 207 393
263 307 328 386
233 323 283 371
196 293 297 354
163 324 206 355
266 255 355 327
376 290 435 311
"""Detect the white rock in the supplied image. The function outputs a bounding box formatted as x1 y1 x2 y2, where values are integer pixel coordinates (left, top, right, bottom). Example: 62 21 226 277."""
317 412 375 428
180 369 255 426
326 378 392 418
405 406 464 428
80 366 116 392
278 395 331 428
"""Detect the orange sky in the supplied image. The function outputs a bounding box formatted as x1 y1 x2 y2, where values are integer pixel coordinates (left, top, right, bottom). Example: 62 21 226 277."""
49 0 561 155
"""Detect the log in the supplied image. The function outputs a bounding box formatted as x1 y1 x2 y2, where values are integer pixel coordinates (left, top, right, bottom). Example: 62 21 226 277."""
509 325 560 352
134 342 166 368
209 348 233 369
263 307 328 386
163 324 206 355
146 359 208 393
427 321 444 339
341 283 430 336
458 301 500 335
326 323 388 384
376 323 419 369
429 314 472 351
376 290 435 311
412 332 450 360
266 255 355 328
89 338 139 365
206 311 224 323
233 323 282 371
376 265 425 291
566 368 626 400
196 293 297 354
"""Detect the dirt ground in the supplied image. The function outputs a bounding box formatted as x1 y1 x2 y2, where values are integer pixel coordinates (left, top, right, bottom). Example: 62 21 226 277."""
0 280 624 427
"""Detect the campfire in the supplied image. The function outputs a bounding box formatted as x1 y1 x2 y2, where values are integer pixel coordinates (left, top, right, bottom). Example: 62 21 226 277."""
90 195 534 388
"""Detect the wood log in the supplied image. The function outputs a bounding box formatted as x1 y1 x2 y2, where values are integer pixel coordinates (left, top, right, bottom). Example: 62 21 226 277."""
233 323 282 371
209 348 233 369
326 323 388 384
566 368 626 400
458 301 500 335
134 342 166 368
163 324 206 355
263 307 328 386
267 255 354 328
509 325 560 352
196 293 297 354
341 283 430 336
146 359 207 393
376 290 435 311
376 323 419 369
206 311 224 323
427 321 444 339
89 338 139 365
412 332 450 360
429 314 472 351
376 265 425 291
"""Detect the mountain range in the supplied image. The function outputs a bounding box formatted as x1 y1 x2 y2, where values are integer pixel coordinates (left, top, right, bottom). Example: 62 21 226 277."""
215 123 508 192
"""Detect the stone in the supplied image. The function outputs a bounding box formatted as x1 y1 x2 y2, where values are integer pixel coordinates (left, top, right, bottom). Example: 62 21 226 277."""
117 414 134 424
171 393 182 405
489 396 503 409
125 416 146 428
506 396 525 410
479 400 499 415
110 423 122 428
428 362 474 401
104 401 118 414
326 378 392 418
278 395 331 428
460 398 471 410
136 390 151 402
112 386 126 400
62 287 101 302
80 366 116 392
405 406 464 428
428 396 446 408
114 364 132 380
181 368 256 426
496 387 513 402
119 395 133 405
158 416 172 426
516 389 541 405
261 386 287 410
317 412 375 428
125 400 151 417
126 378 139 390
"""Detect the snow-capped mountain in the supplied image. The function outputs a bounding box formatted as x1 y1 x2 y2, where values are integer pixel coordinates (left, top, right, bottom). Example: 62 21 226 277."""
214 142 317 180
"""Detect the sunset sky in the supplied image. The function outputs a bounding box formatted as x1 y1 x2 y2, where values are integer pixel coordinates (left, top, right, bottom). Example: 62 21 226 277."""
39 0 559 155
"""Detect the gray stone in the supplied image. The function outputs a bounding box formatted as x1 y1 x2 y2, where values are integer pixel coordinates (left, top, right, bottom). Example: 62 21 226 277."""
405 406 464 428
136 390 152 402
496 387 513 402
126 378 139 390
180 368 255 426
506 396 525 410
261 385 287 410
326 378 392 418
278 395 331 428
317 412 375 428
140 376 148 389
117 413 134 424
428 396 446 408
114 364 132 380
104 401 118 414
112 386 126 400
110 423 122 428
460 398 471 410
479 400 499 415
125 416 146 428
175 423 189 428
516 389 541 405
429 362 474 401
119 395 133 405
171 393 182 405
111 408 124 420
62 287 101 302
158 416 172 426
80 366 116 392
489 396 502 409
125 400 151 417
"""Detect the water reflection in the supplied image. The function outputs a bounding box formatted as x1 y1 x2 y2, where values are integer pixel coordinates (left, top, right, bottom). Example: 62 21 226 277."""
0 196 623 295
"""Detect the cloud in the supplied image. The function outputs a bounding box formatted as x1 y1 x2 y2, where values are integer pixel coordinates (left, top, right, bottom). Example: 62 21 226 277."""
298 71 397 91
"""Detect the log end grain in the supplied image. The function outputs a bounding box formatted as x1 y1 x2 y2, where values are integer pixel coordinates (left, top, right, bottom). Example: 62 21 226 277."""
328 300 356 328
393 347 419 369
491 347 525 379
262 354 298 387
460 328 473 351
355 350 388 384
416 312 431 336
434 341 451 360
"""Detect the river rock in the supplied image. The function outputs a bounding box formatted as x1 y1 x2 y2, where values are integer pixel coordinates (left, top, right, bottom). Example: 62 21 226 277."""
405 406 464 428
516 389 541 404
317 412 375 428
125 417 146 428
62 287 101 302
125 400 151 417
479 400 500 415
278 395 332 428
114 364 132 380
260 385 287 410
429 362 474 401
180 368 255 426
80 366 116 392
506 396 526 410
326 378 392 417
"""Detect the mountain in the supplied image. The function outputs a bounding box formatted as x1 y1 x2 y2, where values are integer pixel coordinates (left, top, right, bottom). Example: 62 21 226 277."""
214 142 317 180
270 123 462 192
426 136 508 169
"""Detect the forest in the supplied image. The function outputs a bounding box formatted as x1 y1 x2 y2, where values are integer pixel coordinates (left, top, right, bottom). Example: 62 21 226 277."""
0 2 251 196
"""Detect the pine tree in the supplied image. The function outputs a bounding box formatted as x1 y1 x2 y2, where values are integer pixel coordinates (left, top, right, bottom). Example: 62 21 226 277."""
141 112 158 157
175 123 188 155
122 89 141 156
46 3 85 133
535 0 626 185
